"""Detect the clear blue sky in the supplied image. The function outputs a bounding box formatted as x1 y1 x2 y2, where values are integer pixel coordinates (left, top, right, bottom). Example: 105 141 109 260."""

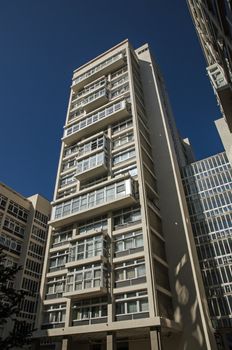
0 0 223 200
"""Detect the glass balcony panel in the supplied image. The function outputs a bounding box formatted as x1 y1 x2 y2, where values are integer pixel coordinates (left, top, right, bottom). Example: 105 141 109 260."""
72 52 125 91
75 151 107 182
51 179 136 226
64 100 130 144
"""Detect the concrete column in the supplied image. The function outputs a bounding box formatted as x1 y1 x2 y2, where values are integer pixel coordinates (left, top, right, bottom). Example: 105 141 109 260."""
65 298 72 327
107 211 114 324
150 327 162 350
73 223 78 236
107 332 116 350
62 336 72 350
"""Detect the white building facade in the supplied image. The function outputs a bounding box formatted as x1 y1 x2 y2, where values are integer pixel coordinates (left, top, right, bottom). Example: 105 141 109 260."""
35 40 216 350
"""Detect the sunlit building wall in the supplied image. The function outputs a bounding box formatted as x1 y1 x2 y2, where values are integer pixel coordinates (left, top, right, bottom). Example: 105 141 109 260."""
35 40 216 350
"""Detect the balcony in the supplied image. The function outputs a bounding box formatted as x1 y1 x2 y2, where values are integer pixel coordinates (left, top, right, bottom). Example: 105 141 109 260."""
207 63 232 130
75 151 108 182
82 88 109 112
63 100 131 145
74 78 106 100
65 254 106 269
72 52 125 91
41 322 65 330
76 133 108 159
63 286 107 299
207 63 229 90
64 261 107 299
71 89 109 115
50 178 137 228
45 292 64 300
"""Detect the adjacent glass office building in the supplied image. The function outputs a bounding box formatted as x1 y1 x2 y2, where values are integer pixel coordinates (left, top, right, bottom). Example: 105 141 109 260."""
183 152 232 349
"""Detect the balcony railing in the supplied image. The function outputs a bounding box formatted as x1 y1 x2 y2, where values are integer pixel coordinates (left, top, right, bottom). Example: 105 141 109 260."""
72 52 125 91
68 250 105 263
82 88 108 112
74 78 106 100
207 63 228 90
64 264 106 298
70 88 109 114
51 178 136 227
75 151 108 181
63 100 130 144
77 134 107 159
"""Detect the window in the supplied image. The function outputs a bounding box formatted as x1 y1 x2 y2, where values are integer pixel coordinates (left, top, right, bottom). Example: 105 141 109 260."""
73 52 124 84
46 276 66 298
112 118 133 134
113 149 135 165
115 258 146 286
113 132 134 149
49 250 68 271
42 304 66 328
111 84 129 99
53 179 134 219
114 230 143 256
66 264 106 292
28 242 43 260
76 151 106 174
113 165 138 178
35 210 49 224
31 225 46 243
22 278 38 293
65 100 127 137
7 201 28 222
111 66 127 80
115 290 148 319
72 297 107 324
62 158 76 171
73 78 106 102
60 172 76 188
78 216 107 235
52 227 72 246
0 194 7 210
69 235 106 262
82 88 107 106
113 207 141 229
0 234 21 254
3 216 25 238
78 135 105 157
64 143 78 157
111 74 128 89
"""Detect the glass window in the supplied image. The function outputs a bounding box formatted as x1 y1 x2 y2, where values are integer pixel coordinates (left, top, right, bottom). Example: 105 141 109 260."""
127 301 137 313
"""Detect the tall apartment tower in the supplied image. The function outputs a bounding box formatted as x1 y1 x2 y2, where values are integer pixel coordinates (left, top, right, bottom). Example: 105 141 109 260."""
187 0 232 131
35 40 217 350
182 152 232 349
187 1 232 165
0 183 51 338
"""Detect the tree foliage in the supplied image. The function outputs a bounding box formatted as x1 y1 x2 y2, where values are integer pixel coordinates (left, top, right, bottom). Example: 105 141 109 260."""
0 247 33 349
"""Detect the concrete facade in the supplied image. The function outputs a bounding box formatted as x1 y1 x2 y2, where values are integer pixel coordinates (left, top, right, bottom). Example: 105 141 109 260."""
215 118 232 166
0 182 51 338
35 40 216 350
